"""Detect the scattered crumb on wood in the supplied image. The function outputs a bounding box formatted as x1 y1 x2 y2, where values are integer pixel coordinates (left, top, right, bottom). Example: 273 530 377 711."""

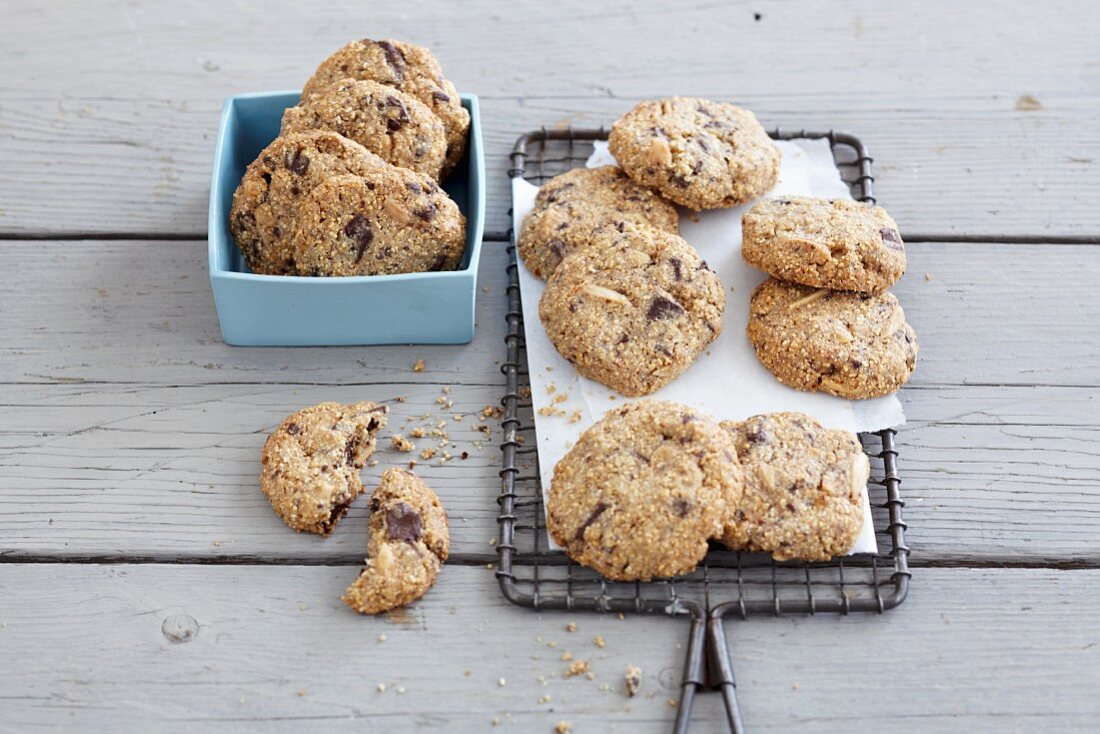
1015 94 1042 111
925 273 933 281
593 636 605 648
625 665 642 697
410 426 426 438
413 359 425 372
420 447 437 460
566 621 576 633
554 722 572 734
563 660 590 678
390 434 415 452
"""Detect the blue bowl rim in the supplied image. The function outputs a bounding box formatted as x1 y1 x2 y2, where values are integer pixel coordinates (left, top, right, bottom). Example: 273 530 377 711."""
208 90 484 284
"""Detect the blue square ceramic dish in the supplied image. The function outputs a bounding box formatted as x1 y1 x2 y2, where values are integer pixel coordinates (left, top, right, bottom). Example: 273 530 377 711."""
208 91 484 346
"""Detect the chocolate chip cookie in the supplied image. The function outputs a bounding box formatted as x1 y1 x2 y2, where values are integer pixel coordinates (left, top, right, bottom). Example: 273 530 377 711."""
538 225 725 396
609 97 781 210
721 412 868 561
260 402 389 535
517 166 680 280
293 171 466 277
344 468 450 614
302 39 469 176
742 197 906 294
229 131 387 275
281 79 447 180
747 278 918 399
547 401 742 581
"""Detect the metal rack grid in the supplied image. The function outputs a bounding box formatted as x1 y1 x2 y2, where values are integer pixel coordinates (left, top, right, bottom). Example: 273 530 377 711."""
496 127 910 733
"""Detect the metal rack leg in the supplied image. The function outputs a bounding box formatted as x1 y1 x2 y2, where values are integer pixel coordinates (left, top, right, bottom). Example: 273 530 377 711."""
708 605 746 734
673 603 708 734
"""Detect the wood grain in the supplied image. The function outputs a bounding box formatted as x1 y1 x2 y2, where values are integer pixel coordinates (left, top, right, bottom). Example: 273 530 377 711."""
1 0 1097 238
0 564 1097 732
2 241 1098 562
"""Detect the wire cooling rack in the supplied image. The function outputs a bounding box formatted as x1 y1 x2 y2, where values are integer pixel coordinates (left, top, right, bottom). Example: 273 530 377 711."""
496 127 911 733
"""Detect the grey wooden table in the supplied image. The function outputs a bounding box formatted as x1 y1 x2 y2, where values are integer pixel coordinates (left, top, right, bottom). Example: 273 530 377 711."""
2 1 1099 731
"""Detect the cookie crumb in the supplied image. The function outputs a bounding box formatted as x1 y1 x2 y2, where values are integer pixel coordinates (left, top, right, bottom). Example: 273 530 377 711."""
413 359 425 372
668 698 678 708
561 652 574 661
377 633 387 643
390 434 415 452
491 717 500 726
377 683 387 693
420 447 437 460
368 459 379 467
566 622 577 633
1015 94 1043 111
593 636 606 648
625 666 642 697
563 660 590 678
394 396 406 403
498 677 507 687
554 722 572 734
539 694 552 704
569 410 582 424
925 273 933 281
297 688 307 697
409 427 426 438
408 460 418 469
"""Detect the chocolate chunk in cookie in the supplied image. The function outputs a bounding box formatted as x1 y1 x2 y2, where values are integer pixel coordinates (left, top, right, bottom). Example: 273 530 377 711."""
538 225 725 396
302 39 470 177
720 412 868 561
547 401 743 581
742 196 906 294
292 170 465 277
260 402 389 534
518 166 679 280
747 278 918 399
343 468 450 614
281 79 448 180
229 132 388 274
609 97 781 210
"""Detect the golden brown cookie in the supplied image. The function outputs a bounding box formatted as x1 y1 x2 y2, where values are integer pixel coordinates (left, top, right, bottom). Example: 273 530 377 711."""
302 39 469 176
281 79 447 180
720 412 868 561
609 97 780 210
747 278 918 399
538 225 725 396
293 171 466 277
547 401 743 581
260 402 389 535
229 131 387 274
742 197 906 294
517 166 679 280
343 468 449 614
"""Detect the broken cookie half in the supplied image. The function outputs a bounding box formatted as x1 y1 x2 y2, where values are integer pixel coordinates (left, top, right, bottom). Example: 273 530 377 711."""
260 401 389 535
344 468 450 614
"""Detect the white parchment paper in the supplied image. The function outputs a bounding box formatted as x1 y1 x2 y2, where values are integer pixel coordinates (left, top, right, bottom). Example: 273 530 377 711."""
512 138 905 555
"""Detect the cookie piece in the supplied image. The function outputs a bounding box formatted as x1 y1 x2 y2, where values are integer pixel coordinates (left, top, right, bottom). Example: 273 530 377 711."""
742 197 906 294
609 97 781 210
517 166 679 279
293 171 466 277
260 402 389 535
747 278 918 399
344 468 450 614
302 39 470 176
229 131 387 274
547 401 743 581
281 79 447 180
721 412 868 561
539 226 725 396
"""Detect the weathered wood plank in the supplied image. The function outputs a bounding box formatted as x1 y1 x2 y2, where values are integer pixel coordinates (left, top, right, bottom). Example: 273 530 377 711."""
2 240 1100 561
1 0 1097 237
0 564 1097 732
2 381 1098 562
1 240 1097 387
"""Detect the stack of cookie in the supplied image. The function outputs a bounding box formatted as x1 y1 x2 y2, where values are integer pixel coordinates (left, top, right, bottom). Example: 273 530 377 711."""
229 39 469 277
547 400 869 580
521 97 786 397
742 197 919 399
